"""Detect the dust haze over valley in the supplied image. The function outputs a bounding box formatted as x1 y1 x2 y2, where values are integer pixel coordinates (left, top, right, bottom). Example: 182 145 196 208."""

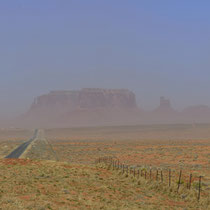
11 89 210 128
0 1 210 209
0 1 210 128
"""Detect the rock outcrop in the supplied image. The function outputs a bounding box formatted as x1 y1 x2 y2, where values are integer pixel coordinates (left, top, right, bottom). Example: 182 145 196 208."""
143 97 179 124
30 88 137 112
21 88 139 127
153 97 177 114
18 91 210 128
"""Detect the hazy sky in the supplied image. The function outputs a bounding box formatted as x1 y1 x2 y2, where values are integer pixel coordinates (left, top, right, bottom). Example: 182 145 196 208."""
0 0 210 118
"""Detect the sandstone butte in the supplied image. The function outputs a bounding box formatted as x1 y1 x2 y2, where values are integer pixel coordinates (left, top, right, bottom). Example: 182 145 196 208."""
20 88 140 128
18 88 210 128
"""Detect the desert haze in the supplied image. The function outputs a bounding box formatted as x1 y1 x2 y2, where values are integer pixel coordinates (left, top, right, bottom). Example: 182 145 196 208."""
11 88 210 128
0 1 210 210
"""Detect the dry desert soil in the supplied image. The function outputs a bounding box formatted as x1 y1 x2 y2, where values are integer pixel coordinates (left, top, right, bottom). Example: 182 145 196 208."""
0 124 209 209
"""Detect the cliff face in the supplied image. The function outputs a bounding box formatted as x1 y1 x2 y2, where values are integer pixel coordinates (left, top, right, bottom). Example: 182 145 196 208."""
152 97 177 116
30 88 137 112
16 91 210 128
22 88 139 127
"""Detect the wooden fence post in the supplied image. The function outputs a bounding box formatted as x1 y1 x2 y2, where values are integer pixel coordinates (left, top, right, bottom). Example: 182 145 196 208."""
150 168 152 180
188 174 192 190
169 169 171 187
161 170 163 183
156 169 159 181
198 176 202 201
177 170 182 192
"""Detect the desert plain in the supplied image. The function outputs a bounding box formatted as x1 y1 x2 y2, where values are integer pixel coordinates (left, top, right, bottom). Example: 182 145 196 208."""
0 124 209 209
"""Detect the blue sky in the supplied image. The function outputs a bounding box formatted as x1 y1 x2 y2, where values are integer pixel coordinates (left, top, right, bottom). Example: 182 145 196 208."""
0 0 210 118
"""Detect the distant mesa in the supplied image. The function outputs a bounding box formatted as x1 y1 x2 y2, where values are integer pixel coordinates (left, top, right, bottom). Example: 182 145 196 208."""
21 88 140 127
181 105 210 123
17 89 210 128
30 88 137 111
183 105 210 115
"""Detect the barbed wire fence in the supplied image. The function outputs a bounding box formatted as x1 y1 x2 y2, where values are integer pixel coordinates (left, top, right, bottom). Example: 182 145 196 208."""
95 156 205 202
